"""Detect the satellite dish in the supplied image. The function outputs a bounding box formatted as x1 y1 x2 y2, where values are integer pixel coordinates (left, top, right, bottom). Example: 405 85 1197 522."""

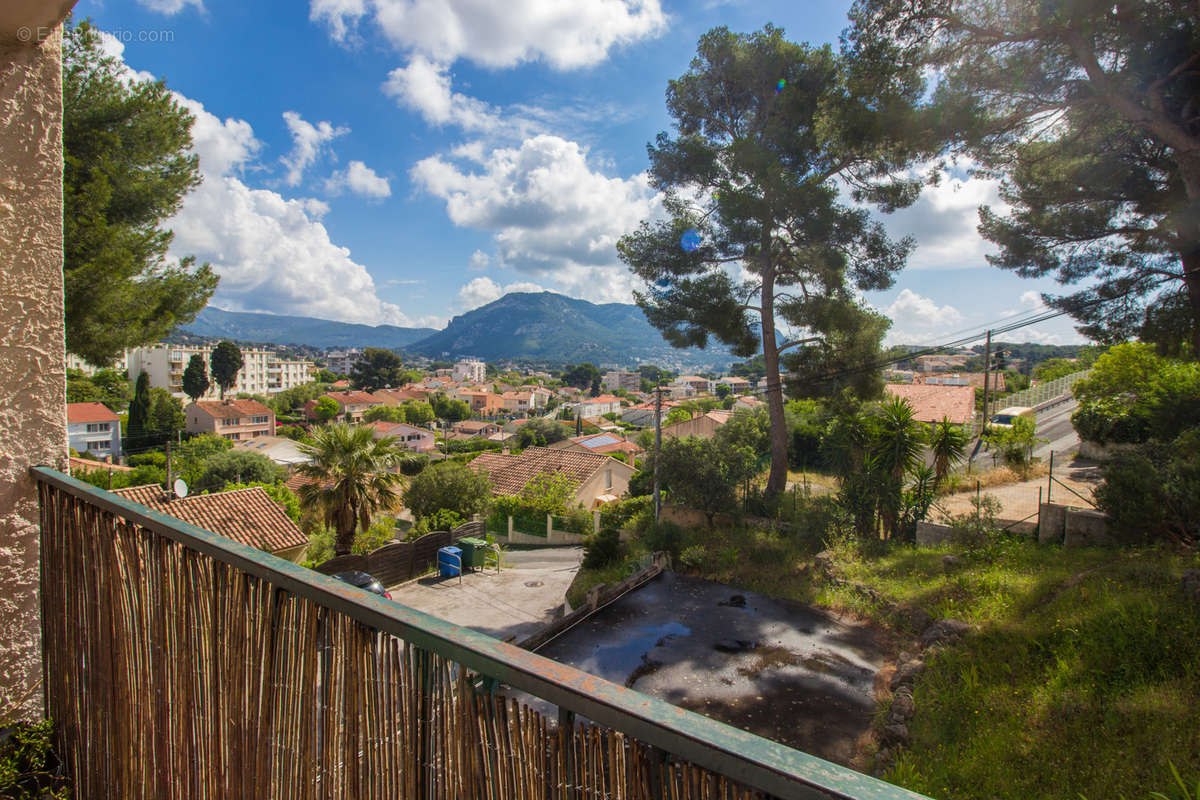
173 479 189 499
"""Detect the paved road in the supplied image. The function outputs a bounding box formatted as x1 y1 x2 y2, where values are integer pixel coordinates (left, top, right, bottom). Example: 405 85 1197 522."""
1033 396 1080 460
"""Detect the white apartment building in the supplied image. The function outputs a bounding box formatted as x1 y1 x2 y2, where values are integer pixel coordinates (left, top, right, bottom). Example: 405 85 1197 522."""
325 348 363 376
128 344 314 399
602 370 641 392
66 350 128 376
453 358 486 383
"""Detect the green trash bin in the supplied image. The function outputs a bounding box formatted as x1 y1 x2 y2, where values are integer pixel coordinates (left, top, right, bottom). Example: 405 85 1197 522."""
458 537 488 569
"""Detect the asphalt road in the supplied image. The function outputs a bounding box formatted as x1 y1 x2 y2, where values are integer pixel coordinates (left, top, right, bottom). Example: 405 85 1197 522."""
1032 396 1080 459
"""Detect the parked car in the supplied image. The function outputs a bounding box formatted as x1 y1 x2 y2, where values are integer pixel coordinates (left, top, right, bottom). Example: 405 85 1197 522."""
987 406 1034 431
332 570 392 600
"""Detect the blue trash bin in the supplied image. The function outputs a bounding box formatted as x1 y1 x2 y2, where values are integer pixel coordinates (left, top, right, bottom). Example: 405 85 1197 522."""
438 546 462 578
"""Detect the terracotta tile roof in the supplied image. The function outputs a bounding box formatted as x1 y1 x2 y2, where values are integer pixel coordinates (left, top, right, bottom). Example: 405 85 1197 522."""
325 390 379 406
885 384 976 425
68 456 132 474
190 398 273 420
67 402 119 423
569 433 643 455
111 485 308 554
371 388 427 404
468 446 616 496
284 472 328 494
455 420 497 433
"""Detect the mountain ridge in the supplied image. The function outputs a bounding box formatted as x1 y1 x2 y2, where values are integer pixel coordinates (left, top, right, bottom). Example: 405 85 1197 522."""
178 293 743 369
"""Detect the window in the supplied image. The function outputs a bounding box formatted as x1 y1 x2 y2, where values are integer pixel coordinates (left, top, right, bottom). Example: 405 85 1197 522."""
85 422 110 433
605 469 613 490
86 440 110 451
252 415 269 424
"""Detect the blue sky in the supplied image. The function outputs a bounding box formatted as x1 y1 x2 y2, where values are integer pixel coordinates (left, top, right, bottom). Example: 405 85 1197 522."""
76 0 1086 346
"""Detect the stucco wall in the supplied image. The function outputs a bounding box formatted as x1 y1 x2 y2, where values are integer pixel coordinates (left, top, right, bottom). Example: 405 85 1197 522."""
0 28 68 719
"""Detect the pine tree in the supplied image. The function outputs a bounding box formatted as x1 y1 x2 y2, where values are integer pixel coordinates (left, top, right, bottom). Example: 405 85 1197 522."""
209 341 243 400
181 354 210 402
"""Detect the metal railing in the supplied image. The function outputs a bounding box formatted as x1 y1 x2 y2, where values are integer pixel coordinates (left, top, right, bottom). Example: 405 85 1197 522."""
967 369 1092 439
33 466 929 800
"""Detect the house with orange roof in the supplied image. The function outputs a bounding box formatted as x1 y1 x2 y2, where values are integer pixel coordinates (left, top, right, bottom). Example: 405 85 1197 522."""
112 484 309 562
572 395 623 418
661 410 732 441
367 421 436 452
884 384 976 425
67 402 122 460
186 398 275 441
548 432 644 459
304 390 382 423
468 447 634 509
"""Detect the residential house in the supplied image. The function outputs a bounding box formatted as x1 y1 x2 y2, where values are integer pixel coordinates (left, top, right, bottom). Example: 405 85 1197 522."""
602 370 640 393
500 389 551 414
452 420 502 438
914 372 1009 393
468 447 635 509
233 436 312 468
661 410 732 440
733 395 764 412
572 395 622 418
549 433 643 459
672 375 714 395
457 391 507 416
452 359 486 383
186 399 275 441
668 383 697 400
305 390 381 423
371 387 430 406
884 384 976 425
720 377 751 394
67 402 121 460
913 354 971 373
368 421 436 452
112 485 309 563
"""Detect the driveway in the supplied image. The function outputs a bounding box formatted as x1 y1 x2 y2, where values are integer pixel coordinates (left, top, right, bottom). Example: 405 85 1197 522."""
387 546 583 643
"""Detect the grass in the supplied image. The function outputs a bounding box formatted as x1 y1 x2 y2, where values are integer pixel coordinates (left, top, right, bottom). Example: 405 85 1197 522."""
816 539 1200 799
576 517 1200 799
939 460 1050 495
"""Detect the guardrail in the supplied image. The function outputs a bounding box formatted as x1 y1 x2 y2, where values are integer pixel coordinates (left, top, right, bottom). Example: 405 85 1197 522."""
33 466 931 800
967 369 1092 439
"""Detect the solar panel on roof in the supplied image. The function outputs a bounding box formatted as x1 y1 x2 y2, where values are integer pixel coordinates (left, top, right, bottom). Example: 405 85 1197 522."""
583 434 620 448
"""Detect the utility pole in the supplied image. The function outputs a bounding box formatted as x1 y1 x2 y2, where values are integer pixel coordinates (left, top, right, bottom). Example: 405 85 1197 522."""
653 378 663 523
165 441 173 502
981 329 992 437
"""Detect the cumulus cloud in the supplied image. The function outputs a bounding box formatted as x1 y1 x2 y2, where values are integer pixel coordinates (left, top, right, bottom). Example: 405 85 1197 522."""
883 289 965 345
458 277 547 311
411 134 661 302
313 0 667 70
468 250 490 271
280 111 349 186
382 56 502 132
325 160 392 198
868 162 1006 271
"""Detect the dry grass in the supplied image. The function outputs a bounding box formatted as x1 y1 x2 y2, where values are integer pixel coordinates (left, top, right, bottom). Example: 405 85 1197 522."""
940 461 1050 495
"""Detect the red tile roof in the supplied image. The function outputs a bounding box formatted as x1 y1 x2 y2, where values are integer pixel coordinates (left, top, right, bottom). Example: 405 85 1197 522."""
468 446 618 496
190 398 273 420
325 390 380 406
68 456 132 474
885 384 976 425
112 485 308 554
67 402 118 423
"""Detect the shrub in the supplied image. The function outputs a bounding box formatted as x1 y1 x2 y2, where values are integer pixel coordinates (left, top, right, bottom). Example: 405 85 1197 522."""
582 527 623 569
194 450 282 494
127 451 166 468
0 718 67 799
412 508 465 537
1095 431 1200 546
641 520 685 558
599 495 651 530
678 543 707 570
402 461 491 520
938 494 1005 554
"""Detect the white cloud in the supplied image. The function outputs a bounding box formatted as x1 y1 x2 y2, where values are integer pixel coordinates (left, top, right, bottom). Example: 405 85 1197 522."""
457 277 547 311
309 0 367 42
174 95 261 176
411 134 661 303
325 160 392 198
314 0 667 70
1020 290 1045 309
280 111 349 186
867 161 1006 271
468 250 490 271
884 289 965 345
136 0 204 14
382 56 502 132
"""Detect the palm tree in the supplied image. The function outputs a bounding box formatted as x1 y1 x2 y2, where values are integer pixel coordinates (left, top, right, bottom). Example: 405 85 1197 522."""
873 397 925 539
929 416 968 488
295 423 406 556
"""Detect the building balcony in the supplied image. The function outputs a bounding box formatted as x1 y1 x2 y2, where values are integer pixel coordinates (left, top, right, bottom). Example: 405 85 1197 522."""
29 467 927 800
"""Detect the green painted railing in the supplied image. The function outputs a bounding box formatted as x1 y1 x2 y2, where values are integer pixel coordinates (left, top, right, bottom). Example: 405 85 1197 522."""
33 466 932 800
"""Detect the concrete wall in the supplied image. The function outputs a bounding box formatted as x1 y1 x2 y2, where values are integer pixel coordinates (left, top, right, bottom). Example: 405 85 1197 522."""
0 25 69 719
